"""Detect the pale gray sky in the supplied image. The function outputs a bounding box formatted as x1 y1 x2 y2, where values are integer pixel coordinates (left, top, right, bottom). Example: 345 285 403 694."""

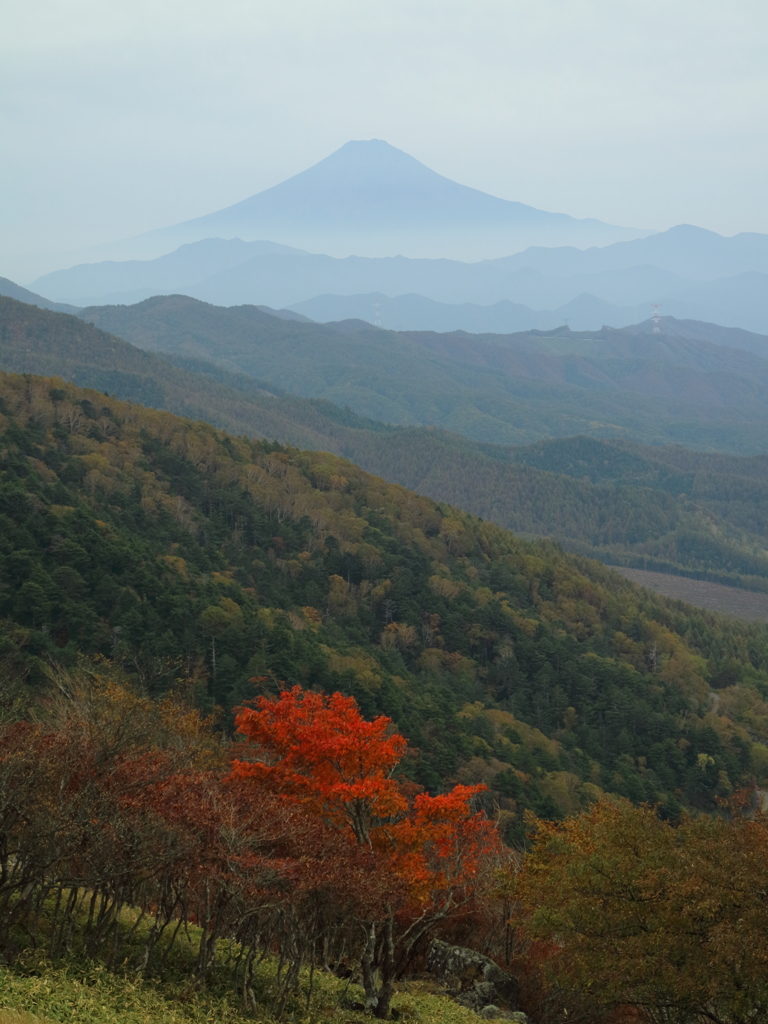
2 0 767 278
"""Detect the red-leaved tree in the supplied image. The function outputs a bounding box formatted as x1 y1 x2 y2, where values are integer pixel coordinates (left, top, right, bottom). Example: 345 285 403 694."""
231 685 504 1018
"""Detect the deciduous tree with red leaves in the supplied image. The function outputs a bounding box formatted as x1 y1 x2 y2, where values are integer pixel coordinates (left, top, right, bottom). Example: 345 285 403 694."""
231 686 504 1018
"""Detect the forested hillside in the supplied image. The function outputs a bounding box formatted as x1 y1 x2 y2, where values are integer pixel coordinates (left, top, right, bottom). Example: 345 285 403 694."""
79 294 768 452
3 296 768 591
3 370 768 839
343 431 768 592
0 293 423 456
0 275 80 313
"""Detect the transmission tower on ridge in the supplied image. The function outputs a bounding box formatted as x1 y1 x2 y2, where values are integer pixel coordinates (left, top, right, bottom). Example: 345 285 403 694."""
652 304 661 334
374 301 382 328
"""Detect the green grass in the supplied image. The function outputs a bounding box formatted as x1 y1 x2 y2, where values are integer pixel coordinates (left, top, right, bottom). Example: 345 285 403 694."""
0 955 483 1024
0 905 484 1024
0 1010 53 1024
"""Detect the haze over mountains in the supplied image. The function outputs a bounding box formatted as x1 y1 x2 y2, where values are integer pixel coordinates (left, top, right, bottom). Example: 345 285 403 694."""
4 134 768 553
0 275 80 314
9 140 767 335
78 140 650 265
7 9 768 1015
288 279 768 337
3 293 768 598
30 223 768 334
68 293 768 453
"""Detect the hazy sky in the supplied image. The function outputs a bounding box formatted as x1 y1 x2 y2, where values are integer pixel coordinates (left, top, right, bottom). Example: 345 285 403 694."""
2 0 767 277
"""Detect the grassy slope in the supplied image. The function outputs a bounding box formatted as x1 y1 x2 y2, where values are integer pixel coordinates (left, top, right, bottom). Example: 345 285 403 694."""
0 959 474 1024
0 911 477 1024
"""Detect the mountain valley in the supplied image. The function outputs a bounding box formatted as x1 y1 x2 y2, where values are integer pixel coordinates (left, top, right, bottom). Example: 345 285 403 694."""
74 293 768 452
2 366 768 826
3 295 768 597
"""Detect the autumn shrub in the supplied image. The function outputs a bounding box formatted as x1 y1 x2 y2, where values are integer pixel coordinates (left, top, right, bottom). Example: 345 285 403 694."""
516 799 768 1024
0 675 507 1020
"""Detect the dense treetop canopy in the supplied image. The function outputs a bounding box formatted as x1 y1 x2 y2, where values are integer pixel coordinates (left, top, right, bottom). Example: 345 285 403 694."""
2 370 768 839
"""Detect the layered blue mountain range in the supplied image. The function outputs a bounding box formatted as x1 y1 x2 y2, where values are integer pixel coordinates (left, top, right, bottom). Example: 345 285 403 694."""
30 225 768 335
17 140 768 334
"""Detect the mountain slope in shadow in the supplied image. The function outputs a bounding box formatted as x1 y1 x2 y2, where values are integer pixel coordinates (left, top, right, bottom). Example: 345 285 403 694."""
3 294 768 592
76 293 768 452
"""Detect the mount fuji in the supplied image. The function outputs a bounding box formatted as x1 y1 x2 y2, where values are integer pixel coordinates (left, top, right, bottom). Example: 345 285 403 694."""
100 139 650 262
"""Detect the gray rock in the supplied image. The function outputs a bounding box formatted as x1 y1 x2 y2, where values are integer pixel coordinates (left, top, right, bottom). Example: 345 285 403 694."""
479 1010 529 1022
427 939 521 1013
456 993 484 1012
474 982 498 1003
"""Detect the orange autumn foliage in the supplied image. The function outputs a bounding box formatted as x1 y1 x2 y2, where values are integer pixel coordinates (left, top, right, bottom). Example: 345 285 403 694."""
232 686 409 844
231 687 500 890
0 675 509 1021
231 685 504 1018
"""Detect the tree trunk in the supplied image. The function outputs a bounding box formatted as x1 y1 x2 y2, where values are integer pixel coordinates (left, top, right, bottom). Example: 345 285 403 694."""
361 922 378 1010
373 911 395 1020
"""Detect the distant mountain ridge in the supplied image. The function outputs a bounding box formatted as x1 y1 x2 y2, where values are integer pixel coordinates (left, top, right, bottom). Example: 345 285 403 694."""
31 239 306 306
0 276 80 314
491 224 768 278
74 293 768 453
287 291 768 349
0 271 311 325
31 224 768 334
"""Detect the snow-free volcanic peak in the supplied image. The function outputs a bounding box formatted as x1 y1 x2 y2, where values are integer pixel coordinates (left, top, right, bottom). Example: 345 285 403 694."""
127 139 650 261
